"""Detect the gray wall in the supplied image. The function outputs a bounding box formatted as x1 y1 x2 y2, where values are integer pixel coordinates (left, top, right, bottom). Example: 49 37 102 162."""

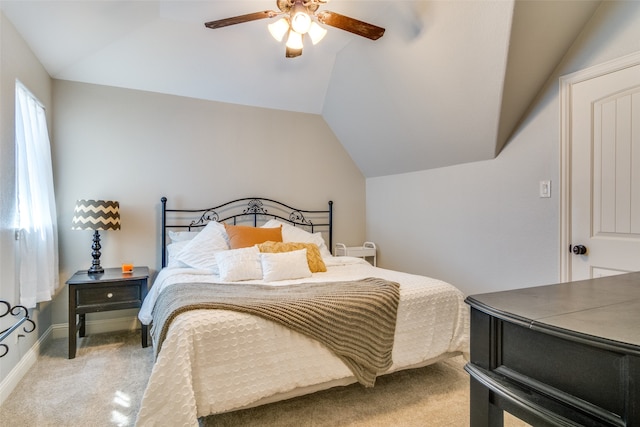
50 80 366 326
366 1 640 297
0 12 53 385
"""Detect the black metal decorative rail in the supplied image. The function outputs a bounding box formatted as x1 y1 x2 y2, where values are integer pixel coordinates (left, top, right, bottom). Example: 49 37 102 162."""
187 198 315 229
160 196 333 268
0 300 36 358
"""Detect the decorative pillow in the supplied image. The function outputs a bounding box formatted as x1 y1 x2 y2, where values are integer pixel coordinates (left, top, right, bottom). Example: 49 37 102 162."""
168 230 200 242
215 246 263 282
260 249 312 282
173 221 229 273
257 241 327 273
262 219 332 258
166 241 191 267
225 224 282 249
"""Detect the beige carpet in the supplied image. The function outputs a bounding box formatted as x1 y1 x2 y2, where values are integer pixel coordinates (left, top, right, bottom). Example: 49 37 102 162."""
0 331 529 426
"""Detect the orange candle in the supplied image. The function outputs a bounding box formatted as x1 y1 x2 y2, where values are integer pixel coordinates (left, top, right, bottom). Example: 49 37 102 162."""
122 263 134 273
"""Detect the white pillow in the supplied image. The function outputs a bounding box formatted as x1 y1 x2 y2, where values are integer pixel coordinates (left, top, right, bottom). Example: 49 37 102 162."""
260 249 312 282
262 219 332 258
215 246 263 282
174 221 229 273
166 241 190 267
168 230 200 242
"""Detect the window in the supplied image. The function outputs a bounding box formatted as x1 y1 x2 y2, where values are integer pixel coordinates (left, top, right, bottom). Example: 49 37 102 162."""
15 80 59 308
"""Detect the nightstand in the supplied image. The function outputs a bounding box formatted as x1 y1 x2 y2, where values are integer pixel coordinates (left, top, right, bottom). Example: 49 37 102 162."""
66 266 149 359
335 242 377 266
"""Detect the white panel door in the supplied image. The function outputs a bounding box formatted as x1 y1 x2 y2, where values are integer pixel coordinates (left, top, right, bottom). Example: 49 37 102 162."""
570 63 640 280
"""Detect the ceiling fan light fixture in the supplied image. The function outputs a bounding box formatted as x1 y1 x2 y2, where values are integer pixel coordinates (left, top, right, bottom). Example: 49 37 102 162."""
308 21 327 45
290 2 311 34
204 0 385 58
285 30 304 50
268 17 290 41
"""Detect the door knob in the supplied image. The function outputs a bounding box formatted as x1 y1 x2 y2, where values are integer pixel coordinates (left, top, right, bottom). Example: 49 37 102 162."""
571 245 587 255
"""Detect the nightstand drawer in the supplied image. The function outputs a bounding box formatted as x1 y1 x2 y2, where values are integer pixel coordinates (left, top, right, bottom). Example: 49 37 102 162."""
76 284 141 307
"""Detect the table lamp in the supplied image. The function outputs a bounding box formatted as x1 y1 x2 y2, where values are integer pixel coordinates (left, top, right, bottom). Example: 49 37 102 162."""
71 200 120 274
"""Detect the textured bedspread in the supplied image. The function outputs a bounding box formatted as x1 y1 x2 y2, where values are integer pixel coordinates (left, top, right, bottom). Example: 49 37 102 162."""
151 278 400 386
136 258 469 427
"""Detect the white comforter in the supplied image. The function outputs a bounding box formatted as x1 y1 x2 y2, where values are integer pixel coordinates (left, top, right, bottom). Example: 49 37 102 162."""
136 257 469 426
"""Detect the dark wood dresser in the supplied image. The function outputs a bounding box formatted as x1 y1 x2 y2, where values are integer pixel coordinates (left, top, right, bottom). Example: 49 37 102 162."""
465 272 640 426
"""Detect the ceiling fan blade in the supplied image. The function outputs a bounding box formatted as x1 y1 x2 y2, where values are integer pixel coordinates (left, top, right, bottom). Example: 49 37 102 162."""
317 11 385 40
205 10 279 29
286 46 303 58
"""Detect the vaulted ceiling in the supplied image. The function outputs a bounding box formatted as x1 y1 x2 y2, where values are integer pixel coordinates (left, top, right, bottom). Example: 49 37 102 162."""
1 0 601 177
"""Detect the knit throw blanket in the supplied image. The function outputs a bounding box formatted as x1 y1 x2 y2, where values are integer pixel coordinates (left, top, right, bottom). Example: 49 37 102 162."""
151 278 400 387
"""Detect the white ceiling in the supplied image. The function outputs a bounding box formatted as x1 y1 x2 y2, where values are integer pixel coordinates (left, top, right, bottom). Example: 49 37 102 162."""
1 0 601 177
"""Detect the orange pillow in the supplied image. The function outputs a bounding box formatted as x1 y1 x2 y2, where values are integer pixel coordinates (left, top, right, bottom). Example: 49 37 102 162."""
257 241 327 273
225 224 282 249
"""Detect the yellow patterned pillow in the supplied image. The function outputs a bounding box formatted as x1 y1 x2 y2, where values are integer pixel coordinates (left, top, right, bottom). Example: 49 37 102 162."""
257 241 327 273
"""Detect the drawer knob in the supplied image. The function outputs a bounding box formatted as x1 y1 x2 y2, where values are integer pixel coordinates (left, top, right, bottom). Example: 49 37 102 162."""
107 292 113 298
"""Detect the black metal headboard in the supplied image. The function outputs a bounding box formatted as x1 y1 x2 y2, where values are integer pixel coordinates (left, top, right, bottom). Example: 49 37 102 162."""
161 197 333 268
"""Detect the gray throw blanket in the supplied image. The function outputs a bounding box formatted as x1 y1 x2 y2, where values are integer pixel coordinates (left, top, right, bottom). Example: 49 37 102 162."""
151 278 400 387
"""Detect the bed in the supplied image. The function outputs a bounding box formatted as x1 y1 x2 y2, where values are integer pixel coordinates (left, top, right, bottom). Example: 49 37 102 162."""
135 197 469 427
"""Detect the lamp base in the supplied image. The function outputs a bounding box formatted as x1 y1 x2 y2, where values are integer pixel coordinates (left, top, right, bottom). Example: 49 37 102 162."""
87 265 104 274
88 230 104 274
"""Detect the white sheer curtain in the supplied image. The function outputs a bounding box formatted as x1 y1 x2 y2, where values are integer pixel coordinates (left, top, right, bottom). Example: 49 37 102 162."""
15 80 59 308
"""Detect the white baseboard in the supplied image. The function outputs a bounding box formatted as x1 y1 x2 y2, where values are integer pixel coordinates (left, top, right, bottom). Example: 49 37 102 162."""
1 316 140 405
0 325 52 406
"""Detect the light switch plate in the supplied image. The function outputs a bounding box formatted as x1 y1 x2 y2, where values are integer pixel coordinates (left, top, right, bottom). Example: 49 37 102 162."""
539 180 551 198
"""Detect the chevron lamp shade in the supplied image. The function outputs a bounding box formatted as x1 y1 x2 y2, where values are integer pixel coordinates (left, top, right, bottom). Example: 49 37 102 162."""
72 200 120 274
71 200 121 231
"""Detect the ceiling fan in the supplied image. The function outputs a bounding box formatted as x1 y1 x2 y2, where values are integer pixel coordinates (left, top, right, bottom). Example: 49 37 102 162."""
204 0 385 58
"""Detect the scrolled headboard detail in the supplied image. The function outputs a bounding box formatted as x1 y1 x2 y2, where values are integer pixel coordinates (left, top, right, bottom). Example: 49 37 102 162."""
161 197 333 268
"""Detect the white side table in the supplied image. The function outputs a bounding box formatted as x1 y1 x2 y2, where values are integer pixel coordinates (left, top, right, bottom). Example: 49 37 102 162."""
335 242 377 266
